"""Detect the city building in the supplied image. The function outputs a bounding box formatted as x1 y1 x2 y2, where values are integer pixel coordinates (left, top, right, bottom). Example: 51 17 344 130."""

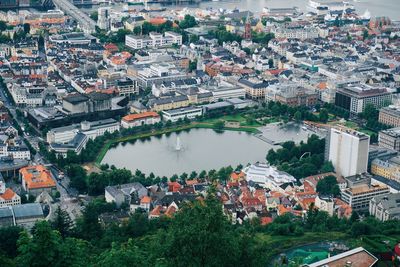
19 165 57 196
379 106 400 127
0 174 21 207
105 183 148 208
314 196 334 216
379 127 400 152
161 106 203 122
274 86 318 107
121 112 161 128
341 174 390 211
335 85 392 115
238 78 271 100
116 78 139 96
125 32 182 50
0 206 14 227
371 156 400 183
47 119 120 143
306 247 377 267
12 203 44 228
148 95 190 112
243 162 296 191
97 7 111 31
47 119 120 157
369 193 400 221
327 127 370 177
270 24 319 40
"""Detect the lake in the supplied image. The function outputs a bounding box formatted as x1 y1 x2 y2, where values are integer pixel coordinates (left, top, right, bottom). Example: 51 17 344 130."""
101 123 316 176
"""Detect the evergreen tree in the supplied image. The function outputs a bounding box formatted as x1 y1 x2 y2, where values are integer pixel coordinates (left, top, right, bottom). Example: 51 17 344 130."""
51 206 72 238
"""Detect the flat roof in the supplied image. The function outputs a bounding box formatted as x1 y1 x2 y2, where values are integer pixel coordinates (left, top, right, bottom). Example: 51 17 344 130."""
12 203 44 219
307 247 378 267
162 106 202 115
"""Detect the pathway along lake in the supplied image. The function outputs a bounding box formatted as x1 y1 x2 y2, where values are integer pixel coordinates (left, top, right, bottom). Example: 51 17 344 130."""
101 123 314 176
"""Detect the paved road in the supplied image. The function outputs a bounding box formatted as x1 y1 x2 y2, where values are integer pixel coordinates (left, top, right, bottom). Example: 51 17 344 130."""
52 0 96 33
0 83 82 222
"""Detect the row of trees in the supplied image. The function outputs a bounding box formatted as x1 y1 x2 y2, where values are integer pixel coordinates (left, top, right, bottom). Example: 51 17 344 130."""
66 160 240 195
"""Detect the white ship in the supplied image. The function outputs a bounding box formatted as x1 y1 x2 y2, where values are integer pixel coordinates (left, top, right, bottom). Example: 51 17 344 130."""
307 0 355 15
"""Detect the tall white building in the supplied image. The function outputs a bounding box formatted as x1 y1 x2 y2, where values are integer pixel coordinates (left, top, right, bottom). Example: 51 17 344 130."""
125 32 182 49
327 127 370 177
97 7 111 31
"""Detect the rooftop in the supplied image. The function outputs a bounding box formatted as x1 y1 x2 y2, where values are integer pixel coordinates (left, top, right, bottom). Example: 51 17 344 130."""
307 247 378 267
12 203 44 219
20 165 56 190
122 112 159 122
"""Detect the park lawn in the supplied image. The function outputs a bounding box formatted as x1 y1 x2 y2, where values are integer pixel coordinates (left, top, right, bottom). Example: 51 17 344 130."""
255 232 348 262
203 114 247 124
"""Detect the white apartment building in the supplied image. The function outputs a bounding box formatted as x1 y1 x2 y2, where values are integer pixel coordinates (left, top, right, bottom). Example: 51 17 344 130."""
47 119 120 143
0 175 21 208
121 112 161 128
243 162 296 191
327 127 370 178
125 32 182 49
161 106 203 122
271 25 319 40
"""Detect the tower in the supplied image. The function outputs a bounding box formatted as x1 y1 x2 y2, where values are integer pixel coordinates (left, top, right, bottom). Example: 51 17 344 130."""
244 12 252 40
327 127 370 177
97 7 111 31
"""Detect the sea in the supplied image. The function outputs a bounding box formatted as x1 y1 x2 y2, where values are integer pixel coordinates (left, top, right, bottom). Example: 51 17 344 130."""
82 0 400 20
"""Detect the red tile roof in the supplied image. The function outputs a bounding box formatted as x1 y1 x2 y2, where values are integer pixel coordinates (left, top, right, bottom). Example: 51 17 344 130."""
122 112 159 122
0 188 17 201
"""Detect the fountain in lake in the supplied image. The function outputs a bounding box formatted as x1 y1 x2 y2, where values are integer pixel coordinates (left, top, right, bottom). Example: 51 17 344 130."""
175 136 182 151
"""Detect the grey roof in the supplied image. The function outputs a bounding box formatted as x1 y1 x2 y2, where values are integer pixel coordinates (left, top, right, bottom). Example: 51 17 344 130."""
202 101 233 110
162 106 202 115
105 182 146 198
50 132 87 150
88 92 112 101
63 93 89 104
12 203 44 219
0 207 13 218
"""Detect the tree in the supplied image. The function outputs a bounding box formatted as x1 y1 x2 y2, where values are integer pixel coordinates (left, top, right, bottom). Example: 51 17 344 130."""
179 15 197 29
0 226 23 258
0 21 7 31
320 161 334 173
213 120 224 130
90 11 98 22
351 222 372 237
17 221 62 266
96 240 148 267
51 206 72 238
157 196 255 266
66 164 87 193
268 58 274 69
318 108 329 123
362 29 369 40
23 23 30 34
316 175 340 197
188 60 197 72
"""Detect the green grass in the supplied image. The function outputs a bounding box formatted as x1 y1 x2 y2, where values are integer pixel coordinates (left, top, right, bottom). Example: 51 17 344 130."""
347 234 400 254
202 114 262 128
